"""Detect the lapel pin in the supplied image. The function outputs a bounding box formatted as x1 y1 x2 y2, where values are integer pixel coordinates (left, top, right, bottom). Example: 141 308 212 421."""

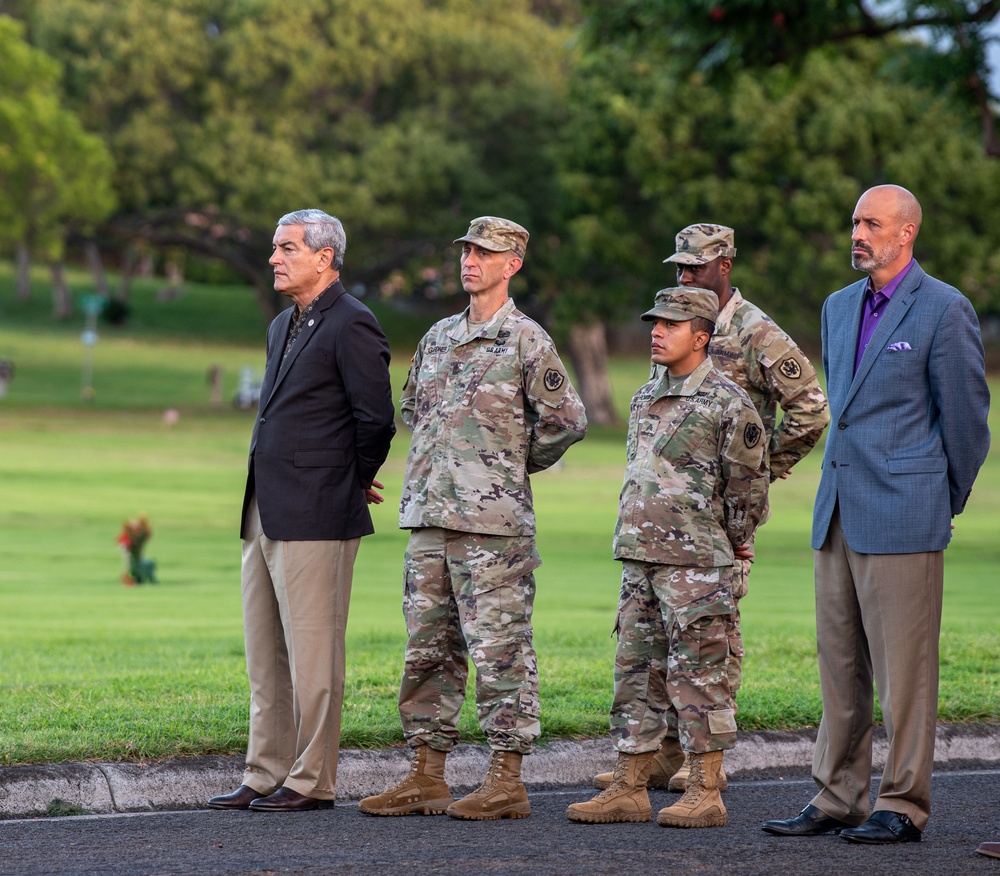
308 319 315 327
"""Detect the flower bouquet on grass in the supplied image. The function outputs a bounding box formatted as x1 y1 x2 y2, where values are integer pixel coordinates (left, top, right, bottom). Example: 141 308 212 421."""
117 514 157 585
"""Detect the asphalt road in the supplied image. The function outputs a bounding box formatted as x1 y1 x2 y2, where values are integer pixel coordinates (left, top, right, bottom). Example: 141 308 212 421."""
2 771 998 876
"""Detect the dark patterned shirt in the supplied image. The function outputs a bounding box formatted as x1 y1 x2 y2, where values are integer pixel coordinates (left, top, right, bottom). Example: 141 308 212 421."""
282 290 327 364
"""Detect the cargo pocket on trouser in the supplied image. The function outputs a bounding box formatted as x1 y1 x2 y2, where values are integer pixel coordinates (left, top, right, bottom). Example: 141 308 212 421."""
666 592 738 752
463 541 541 751
725 608 745 698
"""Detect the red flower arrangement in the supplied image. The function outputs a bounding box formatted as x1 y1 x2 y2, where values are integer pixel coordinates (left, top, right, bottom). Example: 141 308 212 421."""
117 514 157 585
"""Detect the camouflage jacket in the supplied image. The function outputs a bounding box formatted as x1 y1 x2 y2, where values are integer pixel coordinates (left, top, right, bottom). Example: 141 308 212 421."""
653 288 829 480
615 357 769 567
399 298 587 536
708 289 829 481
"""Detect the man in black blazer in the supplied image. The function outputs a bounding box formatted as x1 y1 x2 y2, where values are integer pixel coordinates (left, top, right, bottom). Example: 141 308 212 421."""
209 209 396 812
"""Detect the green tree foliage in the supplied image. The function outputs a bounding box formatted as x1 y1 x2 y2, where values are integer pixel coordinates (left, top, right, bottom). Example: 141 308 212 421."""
0 17 115 260
553 38 1000 342
580 0 1000 155
24 0 575 314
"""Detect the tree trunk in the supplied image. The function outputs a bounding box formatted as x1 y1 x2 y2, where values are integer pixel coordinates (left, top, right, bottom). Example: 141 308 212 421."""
84 241 110 297
117 245 136 302
50 261 73 320
15 241 31 301
566 321 618 426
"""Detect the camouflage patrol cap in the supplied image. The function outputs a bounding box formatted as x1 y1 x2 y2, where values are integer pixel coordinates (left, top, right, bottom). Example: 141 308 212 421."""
454 216 529 258
663 224 737 265
641 286 720 323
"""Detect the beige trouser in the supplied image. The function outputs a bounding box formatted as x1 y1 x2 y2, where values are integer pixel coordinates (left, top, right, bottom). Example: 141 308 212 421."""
811 507 943 831
240 495 360 800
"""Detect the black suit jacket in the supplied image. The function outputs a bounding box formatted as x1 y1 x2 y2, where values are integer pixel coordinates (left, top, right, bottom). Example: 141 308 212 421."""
241 279 396 541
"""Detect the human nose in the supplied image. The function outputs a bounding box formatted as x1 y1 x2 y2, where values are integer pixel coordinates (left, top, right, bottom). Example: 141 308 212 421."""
677 266 693 285
269 250 281 266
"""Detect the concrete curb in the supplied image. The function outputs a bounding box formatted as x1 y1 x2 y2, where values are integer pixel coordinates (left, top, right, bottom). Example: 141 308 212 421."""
1 723 997 819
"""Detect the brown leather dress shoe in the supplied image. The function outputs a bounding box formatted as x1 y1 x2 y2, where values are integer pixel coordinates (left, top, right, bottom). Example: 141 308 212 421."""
977 842 1000 859
762 804 854 836
840 810 921 844
207 785 267 810
248 786 334 812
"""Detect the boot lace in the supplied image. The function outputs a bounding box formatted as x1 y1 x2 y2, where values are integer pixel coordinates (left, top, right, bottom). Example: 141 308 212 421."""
595 755 633 800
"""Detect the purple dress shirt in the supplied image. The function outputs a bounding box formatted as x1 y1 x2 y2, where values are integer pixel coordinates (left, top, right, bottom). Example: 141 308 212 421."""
854 259 914 374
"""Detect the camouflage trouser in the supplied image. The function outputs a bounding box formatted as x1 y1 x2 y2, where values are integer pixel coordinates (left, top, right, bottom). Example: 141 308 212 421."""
729 557 749 695
398 527 541 755
610 560 739 754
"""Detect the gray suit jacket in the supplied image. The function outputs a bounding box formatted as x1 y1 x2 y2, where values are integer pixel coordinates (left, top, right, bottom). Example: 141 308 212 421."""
241 280 396 542
812 261 990 554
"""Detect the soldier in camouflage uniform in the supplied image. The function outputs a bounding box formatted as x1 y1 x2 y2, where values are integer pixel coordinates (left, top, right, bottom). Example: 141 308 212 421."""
594 224 830 795
567 286 768 828
359 217 587 822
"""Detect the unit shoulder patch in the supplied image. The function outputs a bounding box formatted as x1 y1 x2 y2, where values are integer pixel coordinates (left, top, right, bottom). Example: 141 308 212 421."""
544 368 565 392
778 357 802 380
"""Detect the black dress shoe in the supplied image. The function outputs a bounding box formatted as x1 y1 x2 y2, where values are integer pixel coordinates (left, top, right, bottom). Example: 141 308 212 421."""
207 785 267 810
762 804 854 836
840 810 921 844
248 787 335 812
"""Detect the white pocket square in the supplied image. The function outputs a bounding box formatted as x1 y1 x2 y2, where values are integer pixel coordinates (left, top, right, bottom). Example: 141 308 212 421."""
886 341 912 351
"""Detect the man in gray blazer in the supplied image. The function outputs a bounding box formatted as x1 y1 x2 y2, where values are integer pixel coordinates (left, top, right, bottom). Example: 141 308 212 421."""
209 209 396 812
763 185 990 843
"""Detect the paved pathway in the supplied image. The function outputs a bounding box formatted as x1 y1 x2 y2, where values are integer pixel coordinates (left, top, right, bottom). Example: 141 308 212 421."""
1 771 998 875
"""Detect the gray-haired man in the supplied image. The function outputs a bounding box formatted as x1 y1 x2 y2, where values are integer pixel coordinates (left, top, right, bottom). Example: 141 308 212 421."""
209 209 396 812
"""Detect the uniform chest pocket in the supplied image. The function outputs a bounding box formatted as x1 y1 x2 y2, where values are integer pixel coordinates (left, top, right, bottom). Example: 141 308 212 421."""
652 411 715 463
415 351 450 408
462 356 520 409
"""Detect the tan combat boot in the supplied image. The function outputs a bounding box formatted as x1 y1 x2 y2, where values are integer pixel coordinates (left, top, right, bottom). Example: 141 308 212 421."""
567 751 654 823
657 749 728 828
446 749 531 820
358 744 453 816
667 749 728 792
592 737 685 791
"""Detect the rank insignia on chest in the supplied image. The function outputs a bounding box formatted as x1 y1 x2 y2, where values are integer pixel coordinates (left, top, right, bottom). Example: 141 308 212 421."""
544 369 565 391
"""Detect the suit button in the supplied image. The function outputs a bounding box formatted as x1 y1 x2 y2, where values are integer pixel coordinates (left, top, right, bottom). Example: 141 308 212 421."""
838 423 846 429
831 461 837 468
260 417 266 424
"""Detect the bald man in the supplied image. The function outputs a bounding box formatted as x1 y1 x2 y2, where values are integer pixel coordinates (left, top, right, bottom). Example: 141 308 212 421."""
763 185 990 844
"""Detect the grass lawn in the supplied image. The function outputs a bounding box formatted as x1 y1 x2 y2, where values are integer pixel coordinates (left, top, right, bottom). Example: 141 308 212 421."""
0 264 997 765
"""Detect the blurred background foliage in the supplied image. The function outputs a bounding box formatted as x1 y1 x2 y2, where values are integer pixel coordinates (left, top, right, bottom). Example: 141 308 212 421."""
1 0 999 422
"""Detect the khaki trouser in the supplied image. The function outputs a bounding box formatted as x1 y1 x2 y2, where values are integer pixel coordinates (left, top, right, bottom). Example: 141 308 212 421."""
811 507 943 831
240 495 359 799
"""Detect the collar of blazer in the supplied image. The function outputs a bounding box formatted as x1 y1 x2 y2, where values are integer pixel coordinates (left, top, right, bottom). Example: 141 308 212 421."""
263 279 347 407
843 261 923 407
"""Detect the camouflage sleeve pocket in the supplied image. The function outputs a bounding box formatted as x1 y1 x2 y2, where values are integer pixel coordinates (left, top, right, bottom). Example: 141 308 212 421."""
526 348 571 409
760 336 817 393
